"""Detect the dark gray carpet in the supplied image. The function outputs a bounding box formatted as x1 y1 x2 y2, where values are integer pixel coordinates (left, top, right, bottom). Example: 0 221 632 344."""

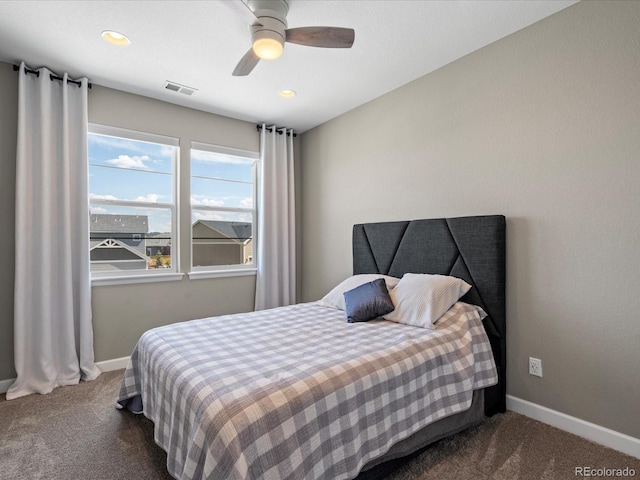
1 370 638 480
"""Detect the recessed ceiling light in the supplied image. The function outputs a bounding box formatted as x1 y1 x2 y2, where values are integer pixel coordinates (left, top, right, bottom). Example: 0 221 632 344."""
279 89 296 98
101 30 131 46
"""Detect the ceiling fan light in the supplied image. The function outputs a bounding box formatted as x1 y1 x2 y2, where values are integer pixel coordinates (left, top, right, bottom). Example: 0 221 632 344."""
252 32 284 60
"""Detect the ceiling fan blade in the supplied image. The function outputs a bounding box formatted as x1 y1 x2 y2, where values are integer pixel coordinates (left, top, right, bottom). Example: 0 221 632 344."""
285 27 355 48
223 0 262 26
233 48 260 76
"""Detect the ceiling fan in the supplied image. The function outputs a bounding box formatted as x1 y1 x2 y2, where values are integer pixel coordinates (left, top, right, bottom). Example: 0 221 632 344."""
227 0 355 76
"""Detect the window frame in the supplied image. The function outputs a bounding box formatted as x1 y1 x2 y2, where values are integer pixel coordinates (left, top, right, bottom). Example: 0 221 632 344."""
189 141 259 277
88 123 182 285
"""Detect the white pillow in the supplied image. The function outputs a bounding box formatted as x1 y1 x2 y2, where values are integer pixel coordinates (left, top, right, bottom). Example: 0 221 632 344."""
318 274 401 311
384 273 472 328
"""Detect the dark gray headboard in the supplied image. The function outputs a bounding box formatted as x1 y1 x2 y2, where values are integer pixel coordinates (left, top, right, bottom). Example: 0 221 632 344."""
353 215 506 415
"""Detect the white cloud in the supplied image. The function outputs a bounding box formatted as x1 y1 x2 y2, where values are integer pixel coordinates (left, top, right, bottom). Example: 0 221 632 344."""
158 222 172 233
159 145 175 157
191 195 225 207
135 194 161 203
89 206 108 213
190 195 254 208
106 155 151 169
240 197 253 208
90 192 164 204
89 193 118 201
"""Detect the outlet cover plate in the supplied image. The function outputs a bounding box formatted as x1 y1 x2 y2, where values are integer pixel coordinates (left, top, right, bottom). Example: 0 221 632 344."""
529 357 543 377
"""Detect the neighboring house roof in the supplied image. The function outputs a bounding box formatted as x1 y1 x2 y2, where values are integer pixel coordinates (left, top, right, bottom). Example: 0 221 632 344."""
194 220 252 244
90 214 148 235
89 238 150 261
146 232 172 248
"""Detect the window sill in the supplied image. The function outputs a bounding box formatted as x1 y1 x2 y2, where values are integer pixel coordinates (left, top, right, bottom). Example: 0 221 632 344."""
91 272 185 287
188 268 257 280
91 269 257 286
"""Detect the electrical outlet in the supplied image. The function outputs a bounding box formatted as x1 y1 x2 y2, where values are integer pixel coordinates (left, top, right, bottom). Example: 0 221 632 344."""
529 357 543 377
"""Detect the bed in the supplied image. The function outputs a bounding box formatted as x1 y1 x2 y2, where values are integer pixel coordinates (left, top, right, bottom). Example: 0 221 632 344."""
117 214 506 480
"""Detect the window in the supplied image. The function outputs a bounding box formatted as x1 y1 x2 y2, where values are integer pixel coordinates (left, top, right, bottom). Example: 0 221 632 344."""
87 126 258 284
88 124 178 278
190 142 258 272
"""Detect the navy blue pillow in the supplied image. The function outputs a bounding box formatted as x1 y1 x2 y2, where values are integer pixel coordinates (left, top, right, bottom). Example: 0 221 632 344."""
343 278 395 323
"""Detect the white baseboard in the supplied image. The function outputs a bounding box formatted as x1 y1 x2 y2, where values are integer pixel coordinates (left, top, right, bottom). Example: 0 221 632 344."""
0 357 131 395
506 395 640 459
0 378 15 395
96 356 130 372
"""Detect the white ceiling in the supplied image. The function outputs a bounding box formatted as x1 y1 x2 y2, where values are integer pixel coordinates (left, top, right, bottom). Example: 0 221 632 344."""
0 0 578 133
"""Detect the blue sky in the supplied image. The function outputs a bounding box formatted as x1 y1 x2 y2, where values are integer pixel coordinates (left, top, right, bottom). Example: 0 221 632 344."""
88 133 254 233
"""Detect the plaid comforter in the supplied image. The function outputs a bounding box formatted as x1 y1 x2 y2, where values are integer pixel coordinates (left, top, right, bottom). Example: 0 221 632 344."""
117 301 497 480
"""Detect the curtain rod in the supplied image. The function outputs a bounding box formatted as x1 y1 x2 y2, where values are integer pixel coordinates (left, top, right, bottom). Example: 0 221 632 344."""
13 64 92 89
257 124 297 137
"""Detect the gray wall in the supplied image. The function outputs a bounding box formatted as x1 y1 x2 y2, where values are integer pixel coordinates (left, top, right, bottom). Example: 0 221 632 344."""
299 1 640 439
0 62 18 381
0 70 261 376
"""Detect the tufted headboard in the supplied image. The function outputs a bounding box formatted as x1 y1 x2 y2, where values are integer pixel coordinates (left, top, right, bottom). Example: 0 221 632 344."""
353 215 506 415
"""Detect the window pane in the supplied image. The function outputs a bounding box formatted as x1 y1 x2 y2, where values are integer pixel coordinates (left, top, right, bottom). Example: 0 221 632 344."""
191 210 254 267
89 202 172 271
190 145 256 270
89 127 177 278
191 149 253 182
89 165 172 203
89 134 173 173
89 133 174 203
191 177 253 208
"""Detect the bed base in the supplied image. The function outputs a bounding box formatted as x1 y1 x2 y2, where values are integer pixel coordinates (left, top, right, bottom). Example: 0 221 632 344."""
357 390 485 479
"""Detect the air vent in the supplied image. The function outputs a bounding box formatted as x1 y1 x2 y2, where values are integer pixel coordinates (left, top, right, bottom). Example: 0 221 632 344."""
163 81 198 96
